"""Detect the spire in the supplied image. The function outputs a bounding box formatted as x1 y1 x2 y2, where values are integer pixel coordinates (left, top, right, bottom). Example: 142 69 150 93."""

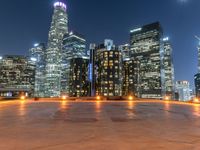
54 1 67 11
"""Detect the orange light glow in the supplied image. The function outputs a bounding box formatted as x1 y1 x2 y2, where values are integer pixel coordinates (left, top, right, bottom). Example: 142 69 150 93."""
193 98 199 103
129 96 133 101
62 95 67 100
96 96 100 100
20 96 25 100
164 96 170 101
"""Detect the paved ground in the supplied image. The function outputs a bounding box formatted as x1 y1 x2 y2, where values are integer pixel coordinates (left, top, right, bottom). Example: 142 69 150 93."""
0 100 200 150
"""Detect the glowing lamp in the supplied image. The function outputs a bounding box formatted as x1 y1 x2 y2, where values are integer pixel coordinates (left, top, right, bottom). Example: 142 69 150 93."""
129 96 133 101
193 98 199 103
54 2 67 10
20 96 26 100
96 96 100 100
62 95 67 100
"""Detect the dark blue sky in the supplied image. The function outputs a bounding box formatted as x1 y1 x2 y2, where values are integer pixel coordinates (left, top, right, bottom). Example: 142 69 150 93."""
0 0 199 88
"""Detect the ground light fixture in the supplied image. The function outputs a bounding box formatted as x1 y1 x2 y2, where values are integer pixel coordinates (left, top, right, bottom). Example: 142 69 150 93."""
96 96 101 100
20 95 26 100
164 96 170 101
129 96 133 101
61 95 67 100
193 97 200 104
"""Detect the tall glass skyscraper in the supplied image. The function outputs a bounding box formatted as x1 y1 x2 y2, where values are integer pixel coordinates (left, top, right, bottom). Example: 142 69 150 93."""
130 22 165 99
61 31 86 94
45 1 68 97
163 37 175 99
29 43 46 97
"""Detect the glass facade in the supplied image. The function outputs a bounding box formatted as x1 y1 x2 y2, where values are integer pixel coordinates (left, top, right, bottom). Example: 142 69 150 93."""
130 22 165 99
195 73 200 97
68 58 90 97
29 43 46 97
163 38 175 99
119 44 130 60
0 56 35 97
45 1 68 97
122 58 140 97
175 81 191 101
95 41 123 97
61 32 86 94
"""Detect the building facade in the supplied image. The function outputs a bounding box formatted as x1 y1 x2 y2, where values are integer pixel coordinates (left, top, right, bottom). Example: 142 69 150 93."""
175 81 191 101
29 43 46 97
130 22 165 99
195 73 200 97
163 37 175 99
68 57 90 97
0 56 35 97
61 31 86 94
122 58 140 97
45 1 68 97
119 44 130 60
94 40 123 97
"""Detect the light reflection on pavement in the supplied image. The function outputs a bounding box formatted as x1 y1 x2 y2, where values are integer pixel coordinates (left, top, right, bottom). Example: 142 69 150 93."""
0 100 200 150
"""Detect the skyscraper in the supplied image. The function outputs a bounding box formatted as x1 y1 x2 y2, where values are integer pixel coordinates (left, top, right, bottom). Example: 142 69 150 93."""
122 58 140 97
194 73 200 97
130 22 165 99
94 40 123 97
194 36 200 97
61 31 86 94
68 57 90 97
0 55 35 97
45 1 68 97
29 43 46 97
163 37 175 99
175 81 191 101
119 44 130 60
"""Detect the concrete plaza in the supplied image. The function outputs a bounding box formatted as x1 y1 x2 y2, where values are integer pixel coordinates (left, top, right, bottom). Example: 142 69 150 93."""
0 100 200 150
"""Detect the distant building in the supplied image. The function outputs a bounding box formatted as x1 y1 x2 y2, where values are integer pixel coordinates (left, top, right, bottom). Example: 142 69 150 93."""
68 57 90 97
61 31 86 94
0 55 35 97
89 44 96 96
29 43 46 97
45 1 68 97
194 73 200 97
94 40 123 97
163 37 175 99
122 58 140 97
119 44 130 60
130 22 165 99
175 81 191 101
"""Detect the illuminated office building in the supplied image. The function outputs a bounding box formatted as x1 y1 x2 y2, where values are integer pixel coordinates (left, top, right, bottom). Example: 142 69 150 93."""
122 58 140 96
195 73 200 97
45 1 68 97
0 56 35 97
94 40 123 96
61 31 86 94
163 37 175 98
119 44 130 60
29 43 46 97
175 81 191 101
130 22 165 99
68 57 90 97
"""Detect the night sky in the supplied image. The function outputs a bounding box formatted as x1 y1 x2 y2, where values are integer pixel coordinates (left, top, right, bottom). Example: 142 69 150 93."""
0 0 199 88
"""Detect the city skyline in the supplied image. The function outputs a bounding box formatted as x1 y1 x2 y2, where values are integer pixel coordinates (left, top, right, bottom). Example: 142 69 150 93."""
0 0 199 88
